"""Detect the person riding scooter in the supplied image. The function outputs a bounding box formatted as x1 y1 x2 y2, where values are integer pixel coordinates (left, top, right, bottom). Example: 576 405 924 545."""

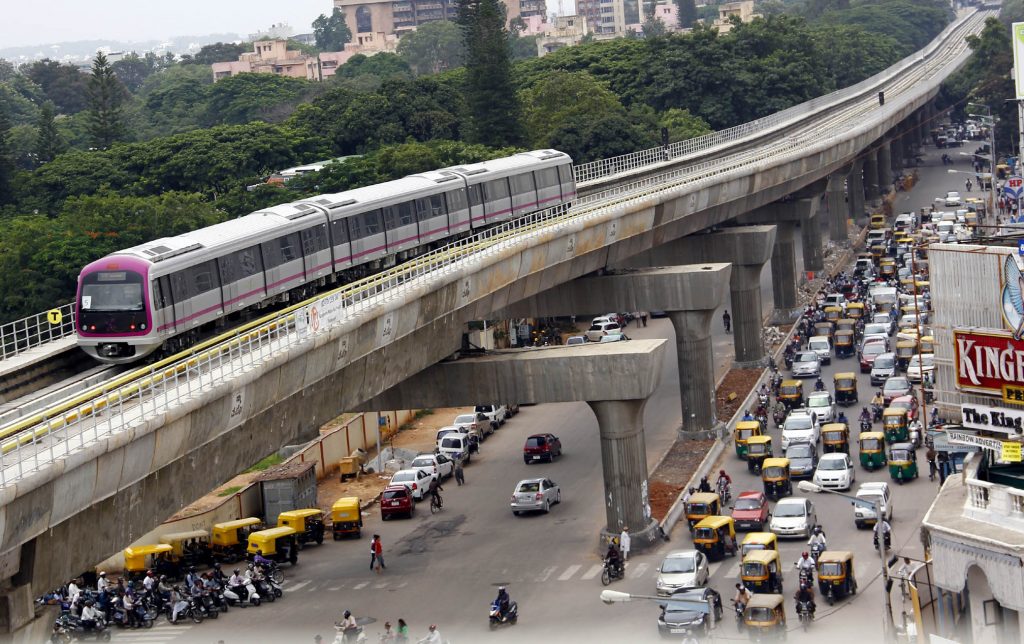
859 407 872 430
795 581 816 618
494 586 511 621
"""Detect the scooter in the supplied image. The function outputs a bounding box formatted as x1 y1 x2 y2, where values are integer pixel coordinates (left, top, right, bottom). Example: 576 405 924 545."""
731 600 745 632
226 581 261 607
333 622 368 644
489 600 519 629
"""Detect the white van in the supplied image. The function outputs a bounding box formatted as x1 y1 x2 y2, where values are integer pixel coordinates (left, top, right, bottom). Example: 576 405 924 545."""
437 433 472 464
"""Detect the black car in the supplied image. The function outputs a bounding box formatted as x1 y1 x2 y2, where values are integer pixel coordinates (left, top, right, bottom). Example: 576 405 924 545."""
656 587 723 638
785 442 819 479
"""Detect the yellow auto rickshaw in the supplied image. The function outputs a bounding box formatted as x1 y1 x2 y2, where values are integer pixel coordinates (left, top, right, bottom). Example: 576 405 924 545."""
735 420 763 459
834 331 855 360
331 497 363 540
883 407 910 443
859 432 887 470
212 517 263 563
692 516 738 561
741 549 784 594
277 508 326 548
740 532 779 558
836 318 856 333
895 340 917 371
833 372 857 406
888 442 919 483
821 423 850 454
743 594 787 641
817 551 857 605
814 321 835 339
159 530 213 574
123 544 173 581
685 492 722 531
746 436 773 474
779 380 804 409
846 302 865 320
870 244 885 262
919 335 934 354
870 214 886 229
880 259 897 279
824 306 843 323
247 526 299 565
761 458 791 500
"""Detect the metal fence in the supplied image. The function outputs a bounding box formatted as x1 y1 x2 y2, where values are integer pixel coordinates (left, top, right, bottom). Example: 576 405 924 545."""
0 10 983 487
0 302 76 361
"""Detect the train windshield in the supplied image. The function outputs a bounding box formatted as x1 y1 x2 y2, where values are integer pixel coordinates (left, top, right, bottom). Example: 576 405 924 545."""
81 271 144 311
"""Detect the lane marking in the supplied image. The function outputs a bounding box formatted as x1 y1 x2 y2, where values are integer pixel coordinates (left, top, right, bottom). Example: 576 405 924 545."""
558 564 582 581
629 563 650 578
287 580 311 592
353 582 369 590
536 566 558 582
581 564 603 580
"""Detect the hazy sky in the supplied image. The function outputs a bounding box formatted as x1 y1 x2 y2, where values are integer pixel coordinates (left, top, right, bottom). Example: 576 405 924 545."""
2 0 335 48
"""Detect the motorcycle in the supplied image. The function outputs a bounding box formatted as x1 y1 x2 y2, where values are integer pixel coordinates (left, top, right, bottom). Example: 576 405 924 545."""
51 614 111 642
253 575 283 602
797 600 815 631
860 418 872 433
798 567 814 587
600 558 624 585
489 599 519 629
773 405 786 429
874 532 892 551
717 479 731 504
872 404 883 422
809 542 825 563
197 591 220 619
731 600 745 632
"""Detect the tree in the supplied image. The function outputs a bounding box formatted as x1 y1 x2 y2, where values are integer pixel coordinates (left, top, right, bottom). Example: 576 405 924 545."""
111 53 156 93
675 0 697 28
86 52 129 148
313 8 353 52
519 71 625 148
509 32 539 60
397 21 466 75
0 106 13 203
24 59 89 114
181 42 248 65
659 107 711 141
202 73 311 126
642 16 668 37
35 102 65 164
334 53 412 81
457 0 523 146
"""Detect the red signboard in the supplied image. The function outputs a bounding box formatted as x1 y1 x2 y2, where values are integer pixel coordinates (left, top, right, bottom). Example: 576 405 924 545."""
954 329 1024 395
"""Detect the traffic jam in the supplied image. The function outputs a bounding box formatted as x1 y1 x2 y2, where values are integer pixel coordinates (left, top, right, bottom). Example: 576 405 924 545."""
640 199 960 641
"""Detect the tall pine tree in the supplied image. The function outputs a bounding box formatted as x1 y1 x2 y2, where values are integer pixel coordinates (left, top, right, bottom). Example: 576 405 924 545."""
86 52 128 149
675 0 697 28
0 106 12 204
456 0 523 147
35 102 65 165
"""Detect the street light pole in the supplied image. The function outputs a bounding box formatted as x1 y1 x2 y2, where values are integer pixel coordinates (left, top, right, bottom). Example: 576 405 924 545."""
798 481 893 642
969 103 997 221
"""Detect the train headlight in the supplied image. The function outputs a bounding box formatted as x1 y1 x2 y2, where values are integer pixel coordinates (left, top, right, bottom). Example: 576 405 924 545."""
140 324 146 330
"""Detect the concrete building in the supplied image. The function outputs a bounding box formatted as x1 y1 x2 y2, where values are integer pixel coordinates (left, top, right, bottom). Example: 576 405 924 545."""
536 15 590 56
211 38 398 82
248 22 295 42
711 0 760 32
333 0 544 39
921 243 1024 643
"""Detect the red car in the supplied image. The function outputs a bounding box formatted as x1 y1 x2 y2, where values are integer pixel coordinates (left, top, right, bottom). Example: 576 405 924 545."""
859 340 887 373
381 485 414 520
524 433 563 464
731 491 771 532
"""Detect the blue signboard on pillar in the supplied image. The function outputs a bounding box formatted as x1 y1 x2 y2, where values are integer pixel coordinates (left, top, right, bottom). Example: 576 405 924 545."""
1006 176 1024 200
1018 239 1024 256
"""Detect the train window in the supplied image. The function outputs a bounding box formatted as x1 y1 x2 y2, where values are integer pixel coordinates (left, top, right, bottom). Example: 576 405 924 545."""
446 188 467 213
330 218 351 245
156 277 172 309
557 164 574 188
483 179 510 201
467 184 484 207
301 224 329 255
511 173 536 197
190 261 219 295
429 194 446 217
414 198 432 222
536 168 559 189
347 214 364 240
363 210 383 236
237 246 262 277
278 233 300 262
384 202 415 229
170 270 189 301
218 254 239 284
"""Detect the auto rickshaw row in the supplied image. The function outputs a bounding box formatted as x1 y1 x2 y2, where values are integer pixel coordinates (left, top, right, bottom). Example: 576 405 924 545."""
121 499 363 580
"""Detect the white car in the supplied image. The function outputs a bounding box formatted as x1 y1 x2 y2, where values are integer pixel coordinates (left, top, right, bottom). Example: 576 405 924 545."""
863 322 891 338
586 322 621 342
436 432 472 464
906 354 935 384
781 410 819 450
656 550 709 595
475 404 507 428
437 423 482 448
790 351 821 378
599 332 629 343
565 335 587 346
409 453 454 481
944 191 962 207
389 468 434 500
453 412 492 437
812 453 856 491
853 482 893 529
769 498 818 538
807 336 831 365
806 392 835 424
823 293 845 308
510 478 561 515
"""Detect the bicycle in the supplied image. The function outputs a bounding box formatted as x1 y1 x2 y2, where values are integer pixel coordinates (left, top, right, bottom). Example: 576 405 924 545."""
430 494 443 514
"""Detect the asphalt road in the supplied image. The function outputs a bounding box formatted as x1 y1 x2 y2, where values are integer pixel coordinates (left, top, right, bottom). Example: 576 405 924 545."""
106 145 964 644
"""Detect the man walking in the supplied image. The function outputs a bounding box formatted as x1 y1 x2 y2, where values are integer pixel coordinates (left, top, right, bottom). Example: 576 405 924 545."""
370 534 386 572
722 310 731 333
619 526 631 562
453 459 465 486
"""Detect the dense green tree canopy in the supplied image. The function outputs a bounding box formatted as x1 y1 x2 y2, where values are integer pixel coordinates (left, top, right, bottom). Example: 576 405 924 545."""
397 21 466 75
202 73 314 126
313 8 353 51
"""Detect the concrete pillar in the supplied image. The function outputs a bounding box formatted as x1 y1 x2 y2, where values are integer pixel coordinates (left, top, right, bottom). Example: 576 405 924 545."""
878 145 892 192
891 137 904 172
667 309 718 434
847 160 866 225
771 220 800 322
864 153 880 203
801 211 824 274
826 172 849 244
589 398 661 547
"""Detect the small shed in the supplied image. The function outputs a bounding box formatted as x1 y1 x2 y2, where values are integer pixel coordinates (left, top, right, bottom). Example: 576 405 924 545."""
255 461 317 526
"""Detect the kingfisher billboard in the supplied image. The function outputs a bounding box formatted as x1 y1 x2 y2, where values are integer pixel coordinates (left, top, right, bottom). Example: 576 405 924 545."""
954 329 1024 396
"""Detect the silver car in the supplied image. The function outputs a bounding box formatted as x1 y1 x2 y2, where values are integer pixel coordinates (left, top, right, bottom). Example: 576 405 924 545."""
656 550 709 595
510 478 561 515
790 351 821 378
870 352 897 385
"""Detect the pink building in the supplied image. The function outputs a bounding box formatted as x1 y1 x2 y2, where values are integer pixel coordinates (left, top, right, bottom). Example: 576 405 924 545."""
212 37 398 82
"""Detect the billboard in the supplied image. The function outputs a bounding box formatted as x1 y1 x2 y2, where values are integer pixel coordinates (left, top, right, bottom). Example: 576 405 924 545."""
1015 23 1024 100
953 329 1024 395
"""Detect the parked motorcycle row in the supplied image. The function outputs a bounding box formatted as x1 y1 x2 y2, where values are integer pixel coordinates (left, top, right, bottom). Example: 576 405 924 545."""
46 563 284 642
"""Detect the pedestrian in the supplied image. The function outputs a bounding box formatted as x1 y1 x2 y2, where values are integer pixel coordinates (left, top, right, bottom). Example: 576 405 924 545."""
619 526 631 561
635 312 643 329
370 534 385 572
396 618 410 643
640 312 648 327
722 310 731 333
453 459 465 486
937 451 949 484
926 447 937 481
966 178 972 192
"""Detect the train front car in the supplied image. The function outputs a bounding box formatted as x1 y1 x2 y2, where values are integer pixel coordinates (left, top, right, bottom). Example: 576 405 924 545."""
76 255 162 363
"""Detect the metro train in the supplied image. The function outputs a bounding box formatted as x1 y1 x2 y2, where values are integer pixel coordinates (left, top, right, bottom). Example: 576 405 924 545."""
76 150 577 363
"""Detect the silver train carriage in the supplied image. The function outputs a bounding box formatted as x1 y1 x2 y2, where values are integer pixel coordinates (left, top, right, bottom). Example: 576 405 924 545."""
76 150 576 363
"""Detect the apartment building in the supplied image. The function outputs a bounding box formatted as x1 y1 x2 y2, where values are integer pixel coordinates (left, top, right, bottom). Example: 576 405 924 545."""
333 0 545 39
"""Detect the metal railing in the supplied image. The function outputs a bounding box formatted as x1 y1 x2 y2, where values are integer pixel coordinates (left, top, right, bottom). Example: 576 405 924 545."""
0 9 985 487
0 303 76 361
